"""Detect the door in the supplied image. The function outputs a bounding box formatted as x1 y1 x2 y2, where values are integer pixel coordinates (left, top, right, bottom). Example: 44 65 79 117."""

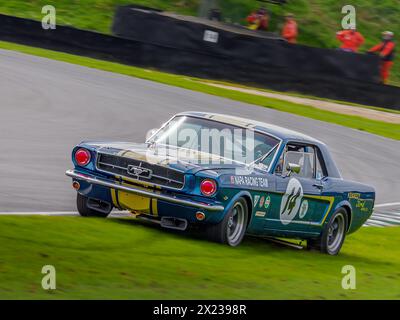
263 143 331 235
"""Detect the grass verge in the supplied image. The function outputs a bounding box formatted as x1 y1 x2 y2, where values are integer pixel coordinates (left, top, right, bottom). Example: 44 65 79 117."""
0 215 399 299
0 40 399 140
201 78 400 116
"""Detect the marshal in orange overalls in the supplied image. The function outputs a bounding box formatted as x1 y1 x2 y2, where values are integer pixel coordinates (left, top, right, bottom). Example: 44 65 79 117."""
368 35 396 84
336 29 365 52
281 14 298 44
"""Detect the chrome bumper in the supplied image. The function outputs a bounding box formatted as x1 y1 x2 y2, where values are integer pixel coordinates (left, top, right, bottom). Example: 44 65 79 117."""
65 169 224 212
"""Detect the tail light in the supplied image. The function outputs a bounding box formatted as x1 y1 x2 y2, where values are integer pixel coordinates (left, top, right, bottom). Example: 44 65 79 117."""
75 148 91 166
200 179 217 196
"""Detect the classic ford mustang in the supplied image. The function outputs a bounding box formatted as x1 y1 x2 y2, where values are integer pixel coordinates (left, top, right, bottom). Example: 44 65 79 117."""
66 112 375 255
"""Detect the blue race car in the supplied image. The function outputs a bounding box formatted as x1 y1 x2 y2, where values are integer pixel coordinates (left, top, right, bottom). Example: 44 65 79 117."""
66 112 375 255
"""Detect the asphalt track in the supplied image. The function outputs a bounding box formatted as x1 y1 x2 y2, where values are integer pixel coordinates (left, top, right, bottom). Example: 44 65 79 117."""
0 49 399 214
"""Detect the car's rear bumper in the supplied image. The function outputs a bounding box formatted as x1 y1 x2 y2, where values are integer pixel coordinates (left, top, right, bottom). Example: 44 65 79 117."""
65 169 225 212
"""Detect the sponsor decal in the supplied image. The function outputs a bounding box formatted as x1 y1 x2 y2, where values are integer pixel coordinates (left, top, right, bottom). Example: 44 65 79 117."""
259 196 265 208
348 192 361 199
280 178 303 225
355 199 365 209
253 195 260 208
255 211 266 217
356 199 370 212
231 176 269 188
265 195 271 209
299 200 308 219
203 30 219 43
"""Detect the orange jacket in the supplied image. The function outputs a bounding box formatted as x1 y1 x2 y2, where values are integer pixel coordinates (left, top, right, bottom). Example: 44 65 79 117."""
369 41 395 61
336 30 365 52
282 20 298 43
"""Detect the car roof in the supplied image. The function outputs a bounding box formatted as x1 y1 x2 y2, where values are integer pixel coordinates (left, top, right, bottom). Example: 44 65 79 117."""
177 111 324 145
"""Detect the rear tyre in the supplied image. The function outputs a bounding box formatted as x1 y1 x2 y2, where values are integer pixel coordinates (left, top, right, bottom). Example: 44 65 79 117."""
206 198 248 247
77 193 111 218
308 208 348 255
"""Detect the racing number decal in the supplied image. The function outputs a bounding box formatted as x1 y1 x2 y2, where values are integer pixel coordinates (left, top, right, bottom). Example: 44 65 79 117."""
280 178 303 225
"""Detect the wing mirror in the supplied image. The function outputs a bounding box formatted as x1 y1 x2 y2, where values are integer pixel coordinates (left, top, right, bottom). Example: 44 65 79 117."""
285 163 301 177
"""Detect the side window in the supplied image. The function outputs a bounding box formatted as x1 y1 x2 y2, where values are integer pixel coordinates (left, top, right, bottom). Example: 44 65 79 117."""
275 143 316 179
315 147 328 180
284 151 314 178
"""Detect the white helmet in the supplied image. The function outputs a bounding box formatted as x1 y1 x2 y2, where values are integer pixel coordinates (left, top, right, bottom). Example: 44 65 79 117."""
382 31 394 39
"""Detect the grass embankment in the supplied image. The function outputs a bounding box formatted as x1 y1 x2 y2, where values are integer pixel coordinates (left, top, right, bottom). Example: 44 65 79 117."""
0 0 399 85
0 40 398 140
0 215 399 299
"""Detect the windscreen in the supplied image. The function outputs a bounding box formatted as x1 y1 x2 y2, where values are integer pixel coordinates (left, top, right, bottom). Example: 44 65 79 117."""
150 116 280 167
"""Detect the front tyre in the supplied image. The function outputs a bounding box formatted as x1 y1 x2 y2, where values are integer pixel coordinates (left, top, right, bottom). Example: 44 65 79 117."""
206 198 248 247
309 208 348 255
76 193 111 218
